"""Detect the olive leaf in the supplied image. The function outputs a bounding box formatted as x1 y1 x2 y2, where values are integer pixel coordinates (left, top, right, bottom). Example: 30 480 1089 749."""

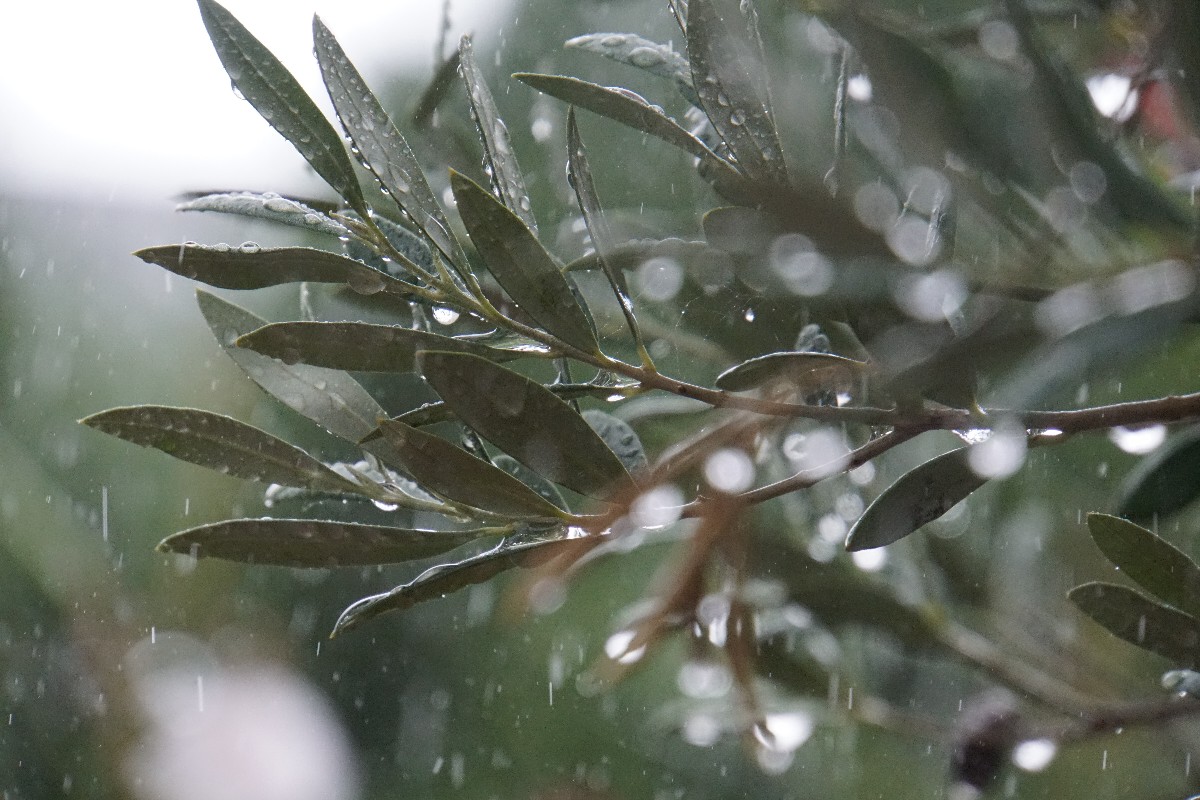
581 409 647 473
459 35 538 232
686 0 788 186
416 351 633 498
1117 424 1200 522
564 32 698 104
342 213 433 276
1086 513 1200 618
157 517 490 567
176 191 347 238
237 321 513 373
1069 582 1200 667
196 0 367 216
137 244 405 295
312 17 464 268
331 534 583 635
513 73 742 187
393 381 638 429
81 406 360 494
494 455 569 511
715 351 869 393
845 448 987 551
450 170 599 355
373 419 569 519
197 291 386 443
563 238 717 274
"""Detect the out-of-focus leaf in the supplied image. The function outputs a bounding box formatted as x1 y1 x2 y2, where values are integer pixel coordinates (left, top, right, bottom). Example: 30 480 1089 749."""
417 351 632 498
237 321 514 373
686 0 788 186
514 73 742 187
494 455 569 511
331 533 581 635
458 36 537 232
312 18 464 267
196 0 367 215
374 419 568 519
343 213 433 276
450 170 599 355
1086 513 1200 617
1118 425 1200 523
845 448 987 551
81 406 359 493
565 33 697 103
197 291 386 443
411 51 462 127
1069 582 1200 666
715 351 869 392
157 517 489 567
581 409 647 474
177 192 347 238
137 244 406 296
563 238 717 274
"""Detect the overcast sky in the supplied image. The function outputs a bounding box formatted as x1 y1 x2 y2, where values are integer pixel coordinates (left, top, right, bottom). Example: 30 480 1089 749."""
0 0 509 201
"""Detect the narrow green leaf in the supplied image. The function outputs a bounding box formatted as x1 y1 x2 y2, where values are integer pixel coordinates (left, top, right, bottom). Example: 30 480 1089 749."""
1070 582 1200 666
237 321 515 373
563 238 716 274
686 0 788 185
332 534 581 635
177 192 348 237
715 351 869 393
565 32 698 104
514 73 742 187
81 405 358 493
450 170 599 355
459 36 537 232
411 51 462 128
845 448 987 551
581 410 647 474
158 517 489 567
312 18 464 267
1086 513 1200 617
343 213 433 275
392 381 637 429
136 243 407 296
374 419 568 519
417 351 632 498
494 455 569 511
1118 425 1200 522
197 291 386 443
196 0 367 215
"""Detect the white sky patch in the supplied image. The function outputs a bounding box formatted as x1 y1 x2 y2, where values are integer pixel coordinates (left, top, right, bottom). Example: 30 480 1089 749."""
0 0 510 200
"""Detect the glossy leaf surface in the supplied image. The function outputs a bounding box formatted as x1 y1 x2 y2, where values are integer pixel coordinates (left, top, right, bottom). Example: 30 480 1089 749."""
1069 582 1200 666
1118 425 1200 522
177 191 347 237
581 410 647 474
198 291 386 443
374 419 568 519
417 351 631 498
1086 513 1200 617
82 406 358 493
450 170 599 354
158 518 488 567
845 448 987 551
196 0 367 214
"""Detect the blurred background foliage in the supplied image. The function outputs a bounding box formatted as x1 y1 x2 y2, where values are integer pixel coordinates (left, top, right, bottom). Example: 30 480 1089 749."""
5 0 1200 798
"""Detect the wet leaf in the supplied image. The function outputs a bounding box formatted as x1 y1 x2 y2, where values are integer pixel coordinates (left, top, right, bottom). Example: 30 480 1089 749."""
494 455 569 511
459 36 537 232
197 291 386 443
196 0 367 215
394 381 636 428
331 534 580 635
582 409 647 474
137 243 406 295
450 170 599 355
417 351 631 498
686 0 788 185
1069 582 1200 666
1086 513 1200 617
238 321 514 373
1118 425 1200 523
81 405 358 493
845 448 987 551
715 351 869 393
157 517 489 567
312 18 464 267
374 419 568 519
563 238 716 274
342 213 433 276
513 73 742 187
565 32 697 104
177 192 347 238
